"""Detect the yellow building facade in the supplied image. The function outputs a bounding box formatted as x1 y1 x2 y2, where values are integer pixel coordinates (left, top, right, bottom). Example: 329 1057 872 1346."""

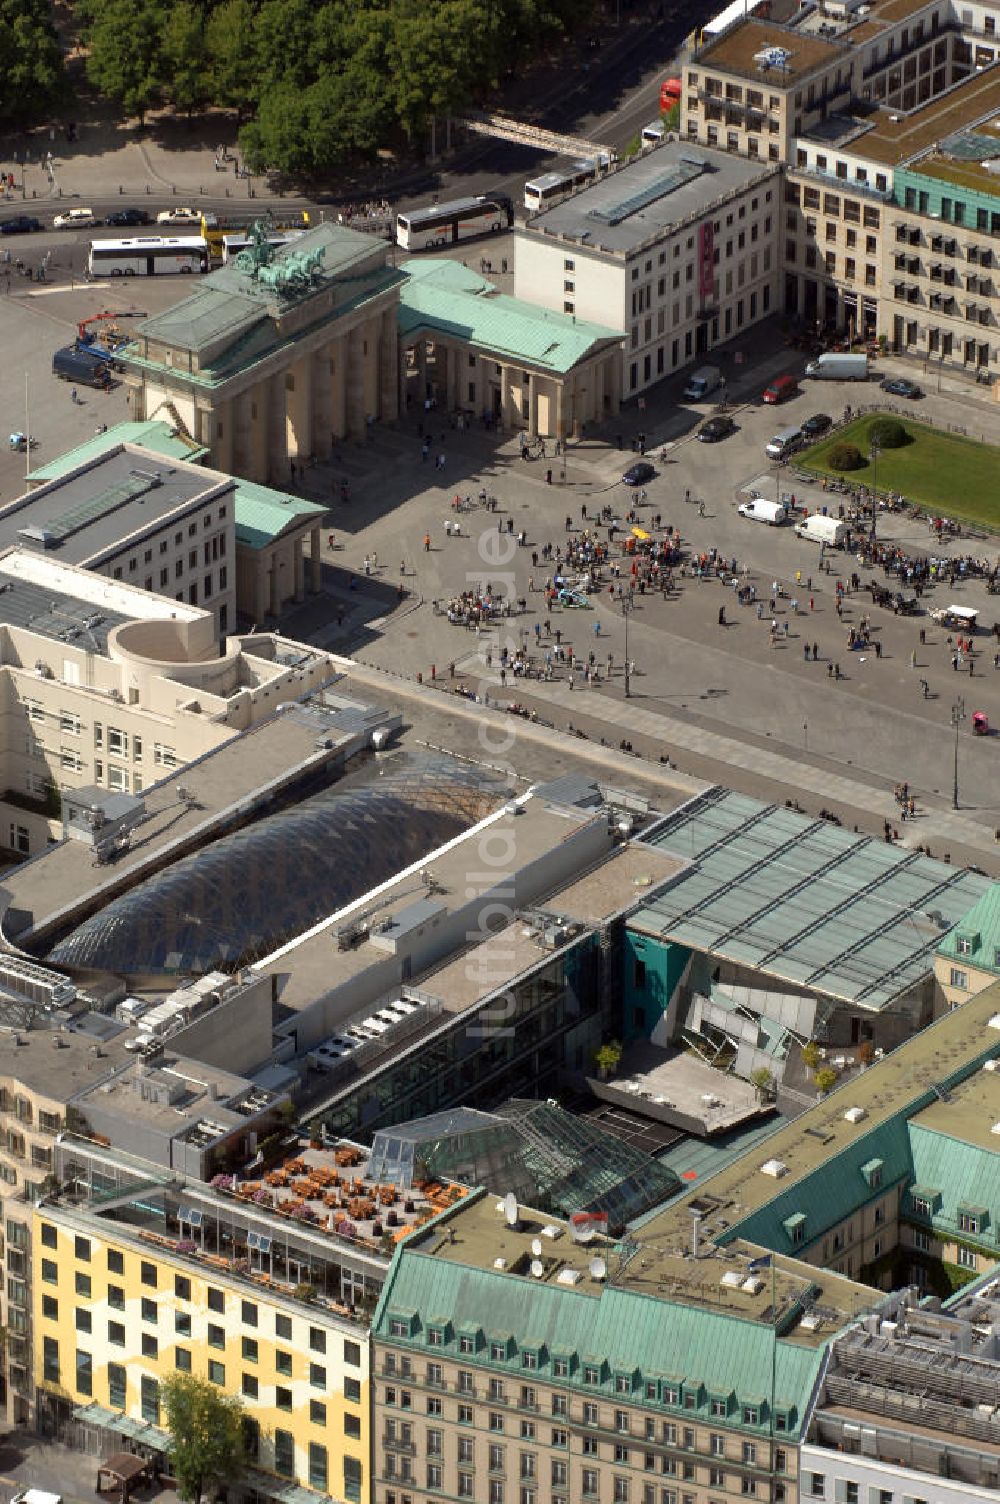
32 1203 369 1504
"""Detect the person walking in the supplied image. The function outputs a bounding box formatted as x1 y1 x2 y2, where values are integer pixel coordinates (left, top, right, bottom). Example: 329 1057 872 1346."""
423 532 430 553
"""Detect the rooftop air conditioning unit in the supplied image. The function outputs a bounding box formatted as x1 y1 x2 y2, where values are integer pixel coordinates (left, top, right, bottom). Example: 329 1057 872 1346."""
844 1106 867 1122
760 1158 789 1178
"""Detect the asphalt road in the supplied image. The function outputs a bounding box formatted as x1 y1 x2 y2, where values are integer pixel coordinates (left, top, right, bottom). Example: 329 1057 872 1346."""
0 4 697 266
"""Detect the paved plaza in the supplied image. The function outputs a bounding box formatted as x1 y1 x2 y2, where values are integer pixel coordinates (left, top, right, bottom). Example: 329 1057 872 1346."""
285 342 1000 870
3 246 1000 872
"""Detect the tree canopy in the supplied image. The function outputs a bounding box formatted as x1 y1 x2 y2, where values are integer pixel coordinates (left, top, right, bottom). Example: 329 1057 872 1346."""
160 1371 246 1504
78 0 591 174
0 0 64 125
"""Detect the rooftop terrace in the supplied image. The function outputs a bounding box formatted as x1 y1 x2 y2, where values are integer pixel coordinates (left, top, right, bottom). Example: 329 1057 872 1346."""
632 978 1000 1259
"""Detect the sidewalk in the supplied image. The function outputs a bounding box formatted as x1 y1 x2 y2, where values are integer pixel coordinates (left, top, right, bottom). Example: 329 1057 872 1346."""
450 658 999 866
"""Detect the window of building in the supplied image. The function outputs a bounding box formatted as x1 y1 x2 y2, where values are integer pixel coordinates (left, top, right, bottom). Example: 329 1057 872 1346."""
108 1363 126 1410
141 1375 159 1425
274 1430 295 1478
75 1272 92 1298
141 1334 158 1360
208 1324 225 1350
950 967 968 989
175 1348 192 1372
958 1245 978 1269
141 1298 157 1324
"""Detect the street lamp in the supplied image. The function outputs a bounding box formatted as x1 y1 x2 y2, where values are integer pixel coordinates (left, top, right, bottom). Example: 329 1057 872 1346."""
951 695 966 810
869 438 881 533
621 597 633 698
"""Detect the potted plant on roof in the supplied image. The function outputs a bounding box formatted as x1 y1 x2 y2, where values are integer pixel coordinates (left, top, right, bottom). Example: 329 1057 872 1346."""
593 1040 623 1081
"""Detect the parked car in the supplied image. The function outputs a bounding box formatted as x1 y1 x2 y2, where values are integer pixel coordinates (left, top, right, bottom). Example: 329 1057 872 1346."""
762 373 798 404
622 461 655 485
0 215 43 235
801 412 832 437
105 208 151 227
880 376 922 398
53 207 95 229
697 415 736 442
156 206 201 226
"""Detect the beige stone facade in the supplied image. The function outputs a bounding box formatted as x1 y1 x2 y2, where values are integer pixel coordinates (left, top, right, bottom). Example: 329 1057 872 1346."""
125 224 402 487
371 1339 797 1504
0 549 336 858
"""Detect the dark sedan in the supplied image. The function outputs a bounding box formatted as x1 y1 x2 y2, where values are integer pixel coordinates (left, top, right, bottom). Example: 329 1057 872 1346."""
0 215 43 235
105 208 151 227
801 412 832 437
880 376 922 398
697 415 736 442
622 461 656 485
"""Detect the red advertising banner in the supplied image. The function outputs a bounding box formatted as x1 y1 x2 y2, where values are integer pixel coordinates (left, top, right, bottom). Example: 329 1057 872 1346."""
698 220 715 301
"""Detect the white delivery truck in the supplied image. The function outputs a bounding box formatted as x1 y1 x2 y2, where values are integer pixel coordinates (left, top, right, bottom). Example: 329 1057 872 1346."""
682 364 722 400
737 498 786 525
795 514 847 546
804 352 869 381
12 1491 63 1504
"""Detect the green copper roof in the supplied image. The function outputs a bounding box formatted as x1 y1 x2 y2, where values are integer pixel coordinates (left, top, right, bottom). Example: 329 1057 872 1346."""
233 481 327 550
374 1245 823 1433
27 421 207 482
399 259 622 375
936 882 1000 973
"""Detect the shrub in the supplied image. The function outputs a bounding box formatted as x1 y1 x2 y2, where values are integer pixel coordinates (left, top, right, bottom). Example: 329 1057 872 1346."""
801 1041 821 1070
870 417 907 449
857 1040 875 1066
828 441 865 471
814 1066 838 1095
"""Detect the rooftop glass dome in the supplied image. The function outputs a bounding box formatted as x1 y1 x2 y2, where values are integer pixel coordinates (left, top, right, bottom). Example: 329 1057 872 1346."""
48 754 505 978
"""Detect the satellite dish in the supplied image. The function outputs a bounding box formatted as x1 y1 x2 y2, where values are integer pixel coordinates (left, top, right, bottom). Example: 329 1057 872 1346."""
530 1259 544 1278
504 1192 518 1227
589 1256 607 1281
531 1237 543 1257
572 1221 595 1244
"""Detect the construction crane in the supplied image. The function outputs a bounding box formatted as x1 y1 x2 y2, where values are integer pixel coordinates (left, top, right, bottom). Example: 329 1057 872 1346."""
77 309 140 345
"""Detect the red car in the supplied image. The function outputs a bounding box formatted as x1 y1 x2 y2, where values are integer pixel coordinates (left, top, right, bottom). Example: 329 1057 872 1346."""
762 374 798 404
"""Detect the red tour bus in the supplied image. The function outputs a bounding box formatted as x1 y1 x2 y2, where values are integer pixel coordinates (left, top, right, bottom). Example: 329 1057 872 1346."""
660 77 682 112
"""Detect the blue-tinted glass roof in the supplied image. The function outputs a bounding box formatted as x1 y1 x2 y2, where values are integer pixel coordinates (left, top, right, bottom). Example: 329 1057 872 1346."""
48 755 505 977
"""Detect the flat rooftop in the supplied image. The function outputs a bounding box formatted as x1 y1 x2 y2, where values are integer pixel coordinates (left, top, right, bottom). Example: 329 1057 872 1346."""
258 791 654 1019
856 71 1000 166
523 143 777 255
907 107 1000 193
0 446 230 567
632 979 1000 1259
0 567 132 655
595 1040 766 1135
411 1187 877 1344
73 1045 270 1137
632 786 989 1011
909 1064 1000 1153
0 1014 134 1103
0 703 357 948
695 18 849 84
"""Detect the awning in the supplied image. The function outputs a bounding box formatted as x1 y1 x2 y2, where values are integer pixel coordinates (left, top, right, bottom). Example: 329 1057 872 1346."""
244 1469 335 1504
73 1403 169 1450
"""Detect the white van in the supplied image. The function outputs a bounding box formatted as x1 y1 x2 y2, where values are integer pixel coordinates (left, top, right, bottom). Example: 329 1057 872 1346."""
765 426 802 460
12 1491 63 1504
641 120 666 146
795 514 846 546
738 498 786 525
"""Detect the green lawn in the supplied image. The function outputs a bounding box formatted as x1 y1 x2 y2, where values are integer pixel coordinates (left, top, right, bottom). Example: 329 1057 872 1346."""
797 414 1000 529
